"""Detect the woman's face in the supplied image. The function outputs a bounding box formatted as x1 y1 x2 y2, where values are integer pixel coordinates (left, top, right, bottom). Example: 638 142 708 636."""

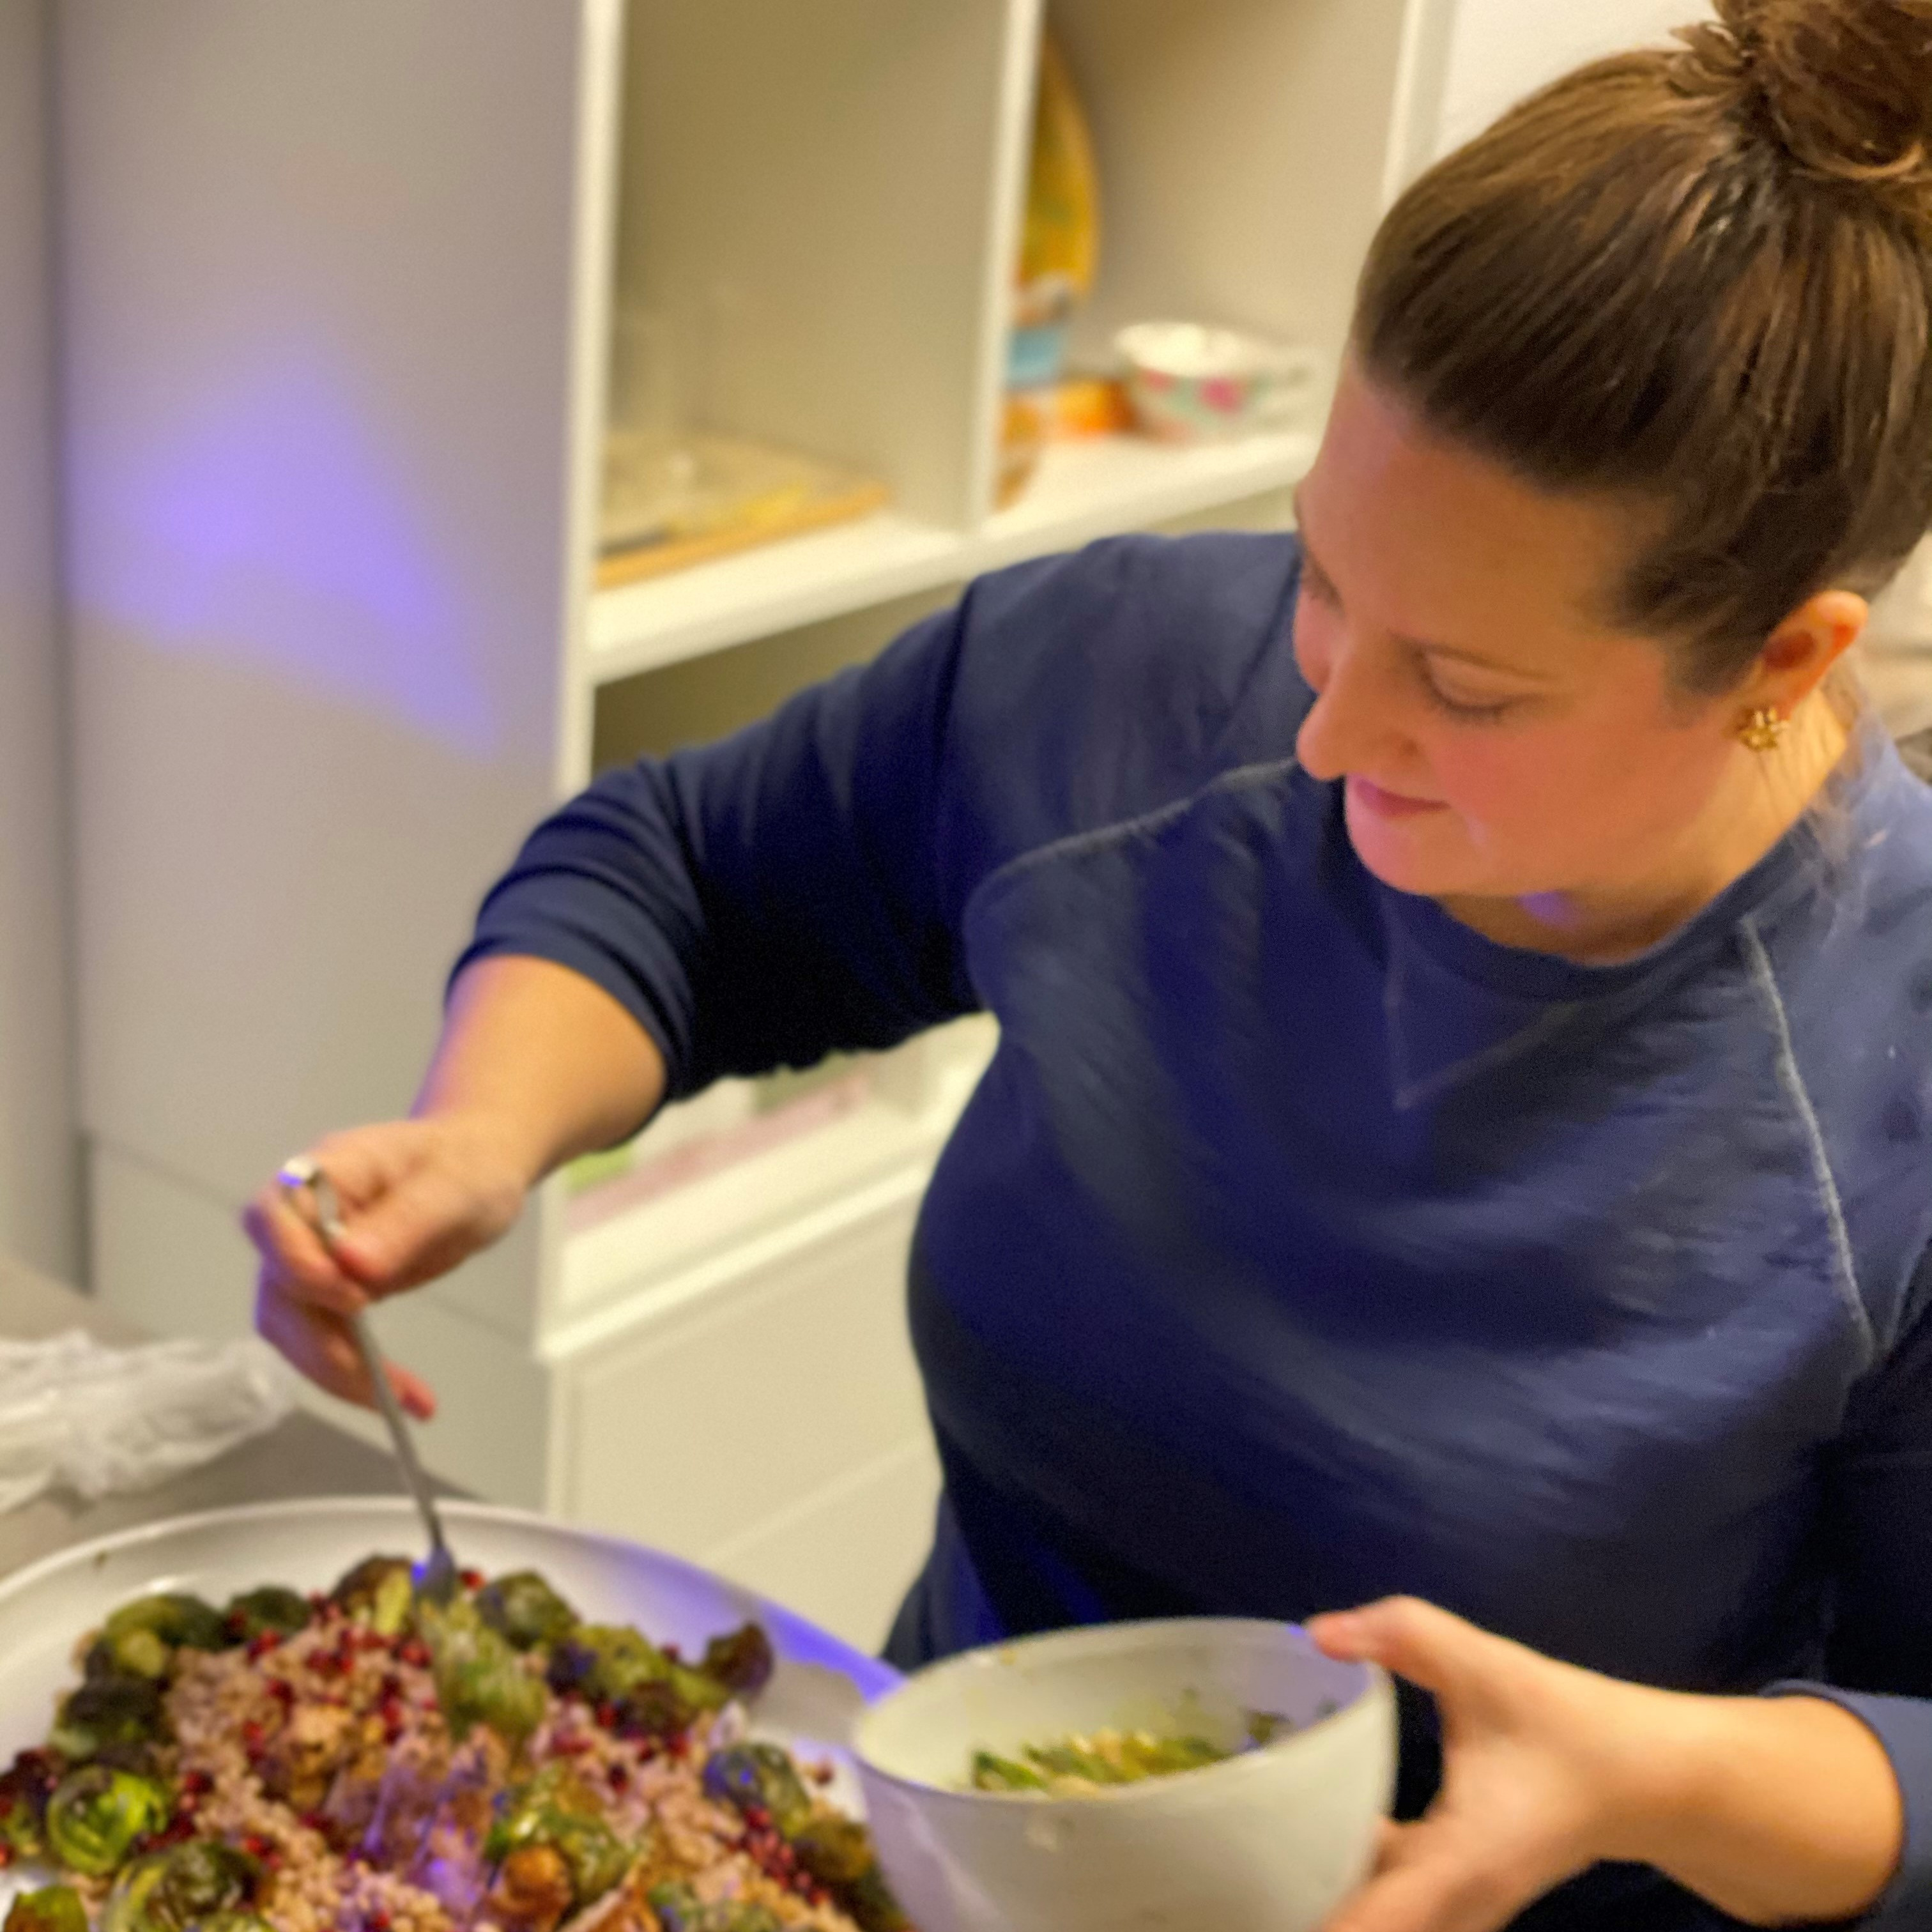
1292 362 1746 912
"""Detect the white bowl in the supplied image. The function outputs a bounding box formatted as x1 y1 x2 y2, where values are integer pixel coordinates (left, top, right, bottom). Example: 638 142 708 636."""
854 1618 1395 1932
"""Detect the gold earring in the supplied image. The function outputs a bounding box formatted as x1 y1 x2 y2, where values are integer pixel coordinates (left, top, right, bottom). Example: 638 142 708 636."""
1738 707 1790 754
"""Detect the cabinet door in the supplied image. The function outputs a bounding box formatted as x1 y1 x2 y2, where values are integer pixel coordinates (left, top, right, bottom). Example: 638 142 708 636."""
556 1181 938 1648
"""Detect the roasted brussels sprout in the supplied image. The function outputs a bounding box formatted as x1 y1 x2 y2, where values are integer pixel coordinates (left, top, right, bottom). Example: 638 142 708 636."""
101 1852 165 1932
838 1862 914 1932
0 1748 64 1859
699 1623 774 1699
84 1629 170 1683
159 1837 265 1919
474 1571 576 1653
3 1885 88 1932
50 1673 167 1761
91 1739 167 1784
540 1637 592 1698
328 1556 415 1637
790 1820 911 1931
614 1679 704 1741
788 1814 871 1887
700 1744 811 1837
45 1763 170 1876
545 1625 728 1737
645 1882 780 1932
103 1839 267 1932
544 1625 654 1699
418 1596 546 1749
222 1586 310 1642
484 1764 631 1911
103 1594 228 1656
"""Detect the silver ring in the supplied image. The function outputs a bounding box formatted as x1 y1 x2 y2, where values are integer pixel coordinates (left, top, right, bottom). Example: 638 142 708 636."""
276 1154 345 1246
277 1154 321 1191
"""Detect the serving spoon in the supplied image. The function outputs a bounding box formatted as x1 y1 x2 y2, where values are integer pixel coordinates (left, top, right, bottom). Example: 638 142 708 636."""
276 1154 460 1606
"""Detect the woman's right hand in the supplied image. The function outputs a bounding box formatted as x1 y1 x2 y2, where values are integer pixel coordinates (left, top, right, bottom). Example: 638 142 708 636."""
242 1113 535 1419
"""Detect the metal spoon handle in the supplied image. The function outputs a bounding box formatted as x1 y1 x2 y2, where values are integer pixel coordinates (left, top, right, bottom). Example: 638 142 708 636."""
344 1305 452 1567
278 1156 453 1572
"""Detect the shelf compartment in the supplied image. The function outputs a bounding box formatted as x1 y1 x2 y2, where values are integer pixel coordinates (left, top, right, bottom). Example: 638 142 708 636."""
610 0 1016 532
555 1016 996 1331
1045 0 1415 374
588 510 965 682
586 430 1313 682
980 429 1313 551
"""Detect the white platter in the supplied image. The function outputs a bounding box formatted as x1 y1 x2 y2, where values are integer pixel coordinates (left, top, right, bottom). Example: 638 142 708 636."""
0 1496 901 1910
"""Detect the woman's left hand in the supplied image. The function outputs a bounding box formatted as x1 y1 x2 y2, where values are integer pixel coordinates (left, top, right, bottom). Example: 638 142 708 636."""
1307 1597 1903 1932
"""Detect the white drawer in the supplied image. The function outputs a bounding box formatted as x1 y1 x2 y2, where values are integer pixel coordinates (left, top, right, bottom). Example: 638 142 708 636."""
555 1184 933 1559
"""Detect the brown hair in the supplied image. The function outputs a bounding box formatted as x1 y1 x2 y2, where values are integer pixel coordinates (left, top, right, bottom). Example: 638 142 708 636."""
1354 0 1932 691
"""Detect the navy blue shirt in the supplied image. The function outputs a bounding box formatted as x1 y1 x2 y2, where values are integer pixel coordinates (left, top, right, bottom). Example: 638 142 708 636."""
460 533 1932 1928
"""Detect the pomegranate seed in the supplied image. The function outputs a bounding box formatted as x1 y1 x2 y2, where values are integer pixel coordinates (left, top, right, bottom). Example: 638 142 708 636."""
667 1731 690 1760
744 1805 770 1832
181 1768 214 1797
367 1912 392 1931
459 1568 484 1591
268 1679 295 1708
0 1843 15 1869
399 1640 429 1669
607 1763 631 1791
594 1702 617 1730
246 1634 279 1661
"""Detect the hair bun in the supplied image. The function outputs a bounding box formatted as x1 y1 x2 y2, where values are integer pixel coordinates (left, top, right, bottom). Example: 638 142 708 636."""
1680 0 1932 224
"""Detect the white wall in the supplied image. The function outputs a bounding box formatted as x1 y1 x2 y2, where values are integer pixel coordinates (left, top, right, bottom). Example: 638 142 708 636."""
1437 0 1710 153
0 0 78 1282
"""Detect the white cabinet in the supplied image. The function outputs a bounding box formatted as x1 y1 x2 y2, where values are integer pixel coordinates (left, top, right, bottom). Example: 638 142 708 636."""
57 0 1450 1648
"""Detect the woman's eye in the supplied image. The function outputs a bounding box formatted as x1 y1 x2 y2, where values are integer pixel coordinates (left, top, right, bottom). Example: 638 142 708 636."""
1301 564 1340 607
1422 676 1515 724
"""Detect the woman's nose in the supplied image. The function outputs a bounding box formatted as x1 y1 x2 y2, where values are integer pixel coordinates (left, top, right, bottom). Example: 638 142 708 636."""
1296 638 1388 781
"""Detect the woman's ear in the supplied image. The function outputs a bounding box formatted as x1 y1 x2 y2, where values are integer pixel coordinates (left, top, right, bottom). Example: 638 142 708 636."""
1746 590 1868 712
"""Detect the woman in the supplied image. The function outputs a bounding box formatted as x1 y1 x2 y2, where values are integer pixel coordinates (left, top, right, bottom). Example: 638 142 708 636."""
247 3 1932 1925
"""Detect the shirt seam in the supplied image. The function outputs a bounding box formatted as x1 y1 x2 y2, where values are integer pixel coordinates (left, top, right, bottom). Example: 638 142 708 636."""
1740 913 1876 1369
963 755 1305 928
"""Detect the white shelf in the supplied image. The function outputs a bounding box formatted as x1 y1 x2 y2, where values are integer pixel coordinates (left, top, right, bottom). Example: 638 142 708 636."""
553 1018 997 1344
980 429 1315 555
588 512 963 682
586 430 1315 685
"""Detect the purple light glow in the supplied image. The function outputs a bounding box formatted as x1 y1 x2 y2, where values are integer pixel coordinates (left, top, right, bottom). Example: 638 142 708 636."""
84 344 500 756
